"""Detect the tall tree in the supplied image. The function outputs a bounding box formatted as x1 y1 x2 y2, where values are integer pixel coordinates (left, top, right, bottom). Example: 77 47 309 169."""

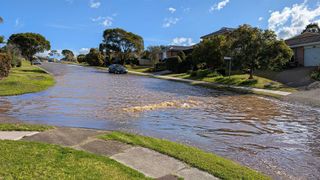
147 46 162 68
62 49 75 61
192 35 230 69
101 28 144 65
302 23 320 34
231 25 292 79
0 17 3 44
7 33 50 64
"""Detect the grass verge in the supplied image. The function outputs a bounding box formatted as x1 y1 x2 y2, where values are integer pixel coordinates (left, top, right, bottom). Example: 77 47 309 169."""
167 72 296 92
125 65 152 73
0 61 55 96
100 132 270 180
0 140 150 179
0 123 53 131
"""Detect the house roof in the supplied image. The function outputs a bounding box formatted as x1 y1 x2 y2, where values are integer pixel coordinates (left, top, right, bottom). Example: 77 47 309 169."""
166 45 193 51
201 27 235 39
285 32 320 47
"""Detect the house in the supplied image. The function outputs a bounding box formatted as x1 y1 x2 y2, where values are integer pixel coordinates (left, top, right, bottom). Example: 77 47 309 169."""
285 32 320 67
201 27 235 40
160 45 193 61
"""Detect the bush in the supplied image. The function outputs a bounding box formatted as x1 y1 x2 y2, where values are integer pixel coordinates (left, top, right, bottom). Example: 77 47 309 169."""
85 49 104 66
0 53 11 78
77 54 86 63
165 56 182 73
154 62 167 72
311 66 320 81
11 56 23 68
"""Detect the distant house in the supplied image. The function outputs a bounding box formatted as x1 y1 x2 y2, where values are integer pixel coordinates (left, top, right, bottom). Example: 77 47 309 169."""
285 32 320 67
201 27 235 40
160 45 193 61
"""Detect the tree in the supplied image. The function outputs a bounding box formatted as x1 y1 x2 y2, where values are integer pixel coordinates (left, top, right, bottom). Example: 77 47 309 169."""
192 35 230 69
302 23 320 34
85 48 104 66
62 49 75 62
0 17 3 44
231 24 293 79
77 54 86 63
100 28 144 65
7 33 50 64
147 46 162 68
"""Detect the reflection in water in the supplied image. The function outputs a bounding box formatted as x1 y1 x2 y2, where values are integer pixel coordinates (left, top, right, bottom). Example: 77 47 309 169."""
0 63 320 180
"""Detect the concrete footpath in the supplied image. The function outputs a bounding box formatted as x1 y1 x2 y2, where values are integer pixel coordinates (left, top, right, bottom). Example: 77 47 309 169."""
2 127 218 180
128 71 292 97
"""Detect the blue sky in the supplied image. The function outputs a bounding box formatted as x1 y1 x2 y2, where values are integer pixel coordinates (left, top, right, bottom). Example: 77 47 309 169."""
1 0 320 55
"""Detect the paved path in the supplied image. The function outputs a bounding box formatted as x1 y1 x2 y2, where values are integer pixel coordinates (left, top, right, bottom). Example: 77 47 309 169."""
128 71 292 96
19 127 218 180
0 131 39 140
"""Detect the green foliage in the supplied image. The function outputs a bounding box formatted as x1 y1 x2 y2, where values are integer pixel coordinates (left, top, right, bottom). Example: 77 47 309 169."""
101 132 270 180
77 54 86 63
302 23 320 34
4 44 23 68
0 36 4 44
85 48 104 66
177 50 186 61
165 56 182 73
311 66 320 81
0 53 11 78
147 46 162 67
101 28 144 65
61 49 75 62
7 33 50 62
193 35 230 69
190 69 221 78
230 24 293 79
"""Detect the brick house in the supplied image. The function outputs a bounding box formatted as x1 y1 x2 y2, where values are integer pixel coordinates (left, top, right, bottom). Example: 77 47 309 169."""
285 32 320 67
201 27 235 40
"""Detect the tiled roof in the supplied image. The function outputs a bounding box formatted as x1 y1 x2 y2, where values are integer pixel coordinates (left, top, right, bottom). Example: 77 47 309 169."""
201 27 235 39
285 32 320 47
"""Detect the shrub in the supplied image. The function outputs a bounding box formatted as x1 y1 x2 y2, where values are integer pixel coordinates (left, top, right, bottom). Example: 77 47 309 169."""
165 56 182 73
311 66 320 81
85 48 104 66
0 53 11 78
77 54 86 63
154 62 166 72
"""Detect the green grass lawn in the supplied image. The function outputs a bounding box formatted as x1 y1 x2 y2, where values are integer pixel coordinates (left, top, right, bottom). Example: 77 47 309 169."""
125 65 152 73
167 72 296 92
0 61 55 96
0 140 150 179
100 132 270 180
0 123 53 131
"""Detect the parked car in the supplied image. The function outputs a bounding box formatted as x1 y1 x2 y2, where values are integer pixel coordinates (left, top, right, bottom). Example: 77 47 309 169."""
108 64 128 74
32 60 42 65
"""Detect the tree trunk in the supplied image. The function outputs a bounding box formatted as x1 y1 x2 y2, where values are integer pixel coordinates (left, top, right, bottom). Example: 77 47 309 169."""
249 68 254 79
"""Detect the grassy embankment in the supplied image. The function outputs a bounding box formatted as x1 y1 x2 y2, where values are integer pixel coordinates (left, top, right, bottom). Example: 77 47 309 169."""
100 132 270 180
127 66 296 93
0 61 55 96
0 140 150 179
0 123 53 131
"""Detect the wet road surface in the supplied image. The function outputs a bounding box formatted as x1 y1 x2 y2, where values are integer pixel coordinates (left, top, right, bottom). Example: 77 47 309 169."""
1 62 320 179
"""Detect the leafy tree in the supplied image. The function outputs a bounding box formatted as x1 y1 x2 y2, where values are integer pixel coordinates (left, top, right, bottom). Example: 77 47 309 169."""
49 50 60 57
192 35 230 69
0 17 3 44
7 33 50 64
85 48 104 66
231 25 292 79
77 54 86 63
62 49 75 61
165 56 182 73
100 28 144 65
147 46 162 68
302 23 320 34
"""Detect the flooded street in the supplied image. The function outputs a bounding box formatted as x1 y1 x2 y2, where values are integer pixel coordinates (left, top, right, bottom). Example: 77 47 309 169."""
1 63 320 179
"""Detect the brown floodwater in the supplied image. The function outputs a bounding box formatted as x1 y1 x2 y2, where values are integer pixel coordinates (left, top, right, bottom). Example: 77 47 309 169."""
0 63 319 179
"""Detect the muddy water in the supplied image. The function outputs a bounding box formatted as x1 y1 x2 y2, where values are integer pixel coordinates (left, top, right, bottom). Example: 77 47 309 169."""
0 63 319 179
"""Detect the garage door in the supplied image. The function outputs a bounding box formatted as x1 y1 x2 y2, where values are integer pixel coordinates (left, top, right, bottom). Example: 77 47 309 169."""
304 46 320 67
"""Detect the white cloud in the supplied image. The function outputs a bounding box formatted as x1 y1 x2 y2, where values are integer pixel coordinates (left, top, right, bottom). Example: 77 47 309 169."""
79 48 90 55
258 17 264 21
168 7 176 13
268 1 320 39
171 37 195 46
89 0 101 8
163 17 179 28
92 16 113 27
210 0 230 12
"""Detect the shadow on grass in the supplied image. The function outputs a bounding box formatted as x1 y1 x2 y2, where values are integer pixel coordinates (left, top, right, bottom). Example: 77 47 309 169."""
20 69 46 74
